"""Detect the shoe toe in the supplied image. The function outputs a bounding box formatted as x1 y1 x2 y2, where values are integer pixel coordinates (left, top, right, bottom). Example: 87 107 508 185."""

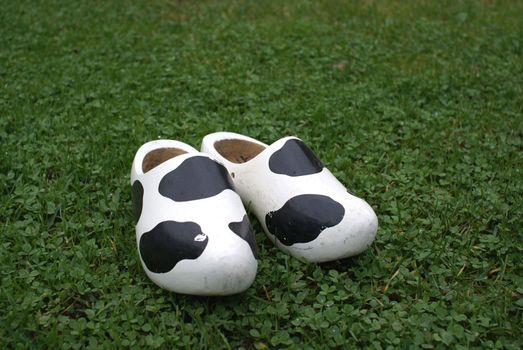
284 195 378 263
340 197 378 257
144 233 257 296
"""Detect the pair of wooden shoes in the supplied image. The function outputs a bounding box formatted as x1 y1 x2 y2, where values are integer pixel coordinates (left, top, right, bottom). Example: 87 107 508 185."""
131 132 378 295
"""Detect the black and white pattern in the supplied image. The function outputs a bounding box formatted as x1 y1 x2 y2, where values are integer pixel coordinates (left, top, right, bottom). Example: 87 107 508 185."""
229 215 258 258
139 221 208 273
265 194 345 246
131 140 257 296
202 132 379 263
159 156 233 202
268 139 324 176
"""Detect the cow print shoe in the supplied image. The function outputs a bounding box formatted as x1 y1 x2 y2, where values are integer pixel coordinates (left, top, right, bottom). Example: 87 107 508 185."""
130 140 257 295
201 132 378 263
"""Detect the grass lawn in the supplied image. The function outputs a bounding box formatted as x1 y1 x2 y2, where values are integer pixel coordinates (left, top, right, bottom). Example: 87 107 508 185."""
1 0 522 348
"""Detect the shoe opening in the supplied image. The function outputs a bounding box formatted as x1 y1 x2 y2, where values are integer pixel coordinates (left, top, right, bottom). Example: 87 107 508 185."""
214 139 265 164
142 148 187 172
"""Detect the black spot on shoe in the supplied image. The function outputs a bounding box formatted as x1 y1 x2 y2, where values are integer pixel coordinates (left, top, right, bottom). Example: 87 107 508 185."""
159 156 233 202
268 139 324 176
131 180 144 223
229 215 258 258
139 221 208 273
265 194 345 246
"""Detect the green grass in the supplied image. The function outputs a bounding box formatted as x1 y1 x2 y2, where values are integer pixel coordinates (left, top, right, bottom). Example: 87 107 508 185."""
1 0 522 348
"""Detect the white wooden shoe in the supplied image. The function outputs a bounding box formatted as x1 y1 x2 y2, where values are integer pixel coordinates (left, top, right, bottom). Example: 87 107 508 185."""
201 132 378 263
130 140 257 295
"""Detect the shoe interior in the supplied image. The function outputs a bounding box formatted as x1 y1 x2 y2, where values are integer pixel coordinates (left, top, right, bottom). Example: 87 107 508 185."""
214 139 265 164
142 148 187 172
